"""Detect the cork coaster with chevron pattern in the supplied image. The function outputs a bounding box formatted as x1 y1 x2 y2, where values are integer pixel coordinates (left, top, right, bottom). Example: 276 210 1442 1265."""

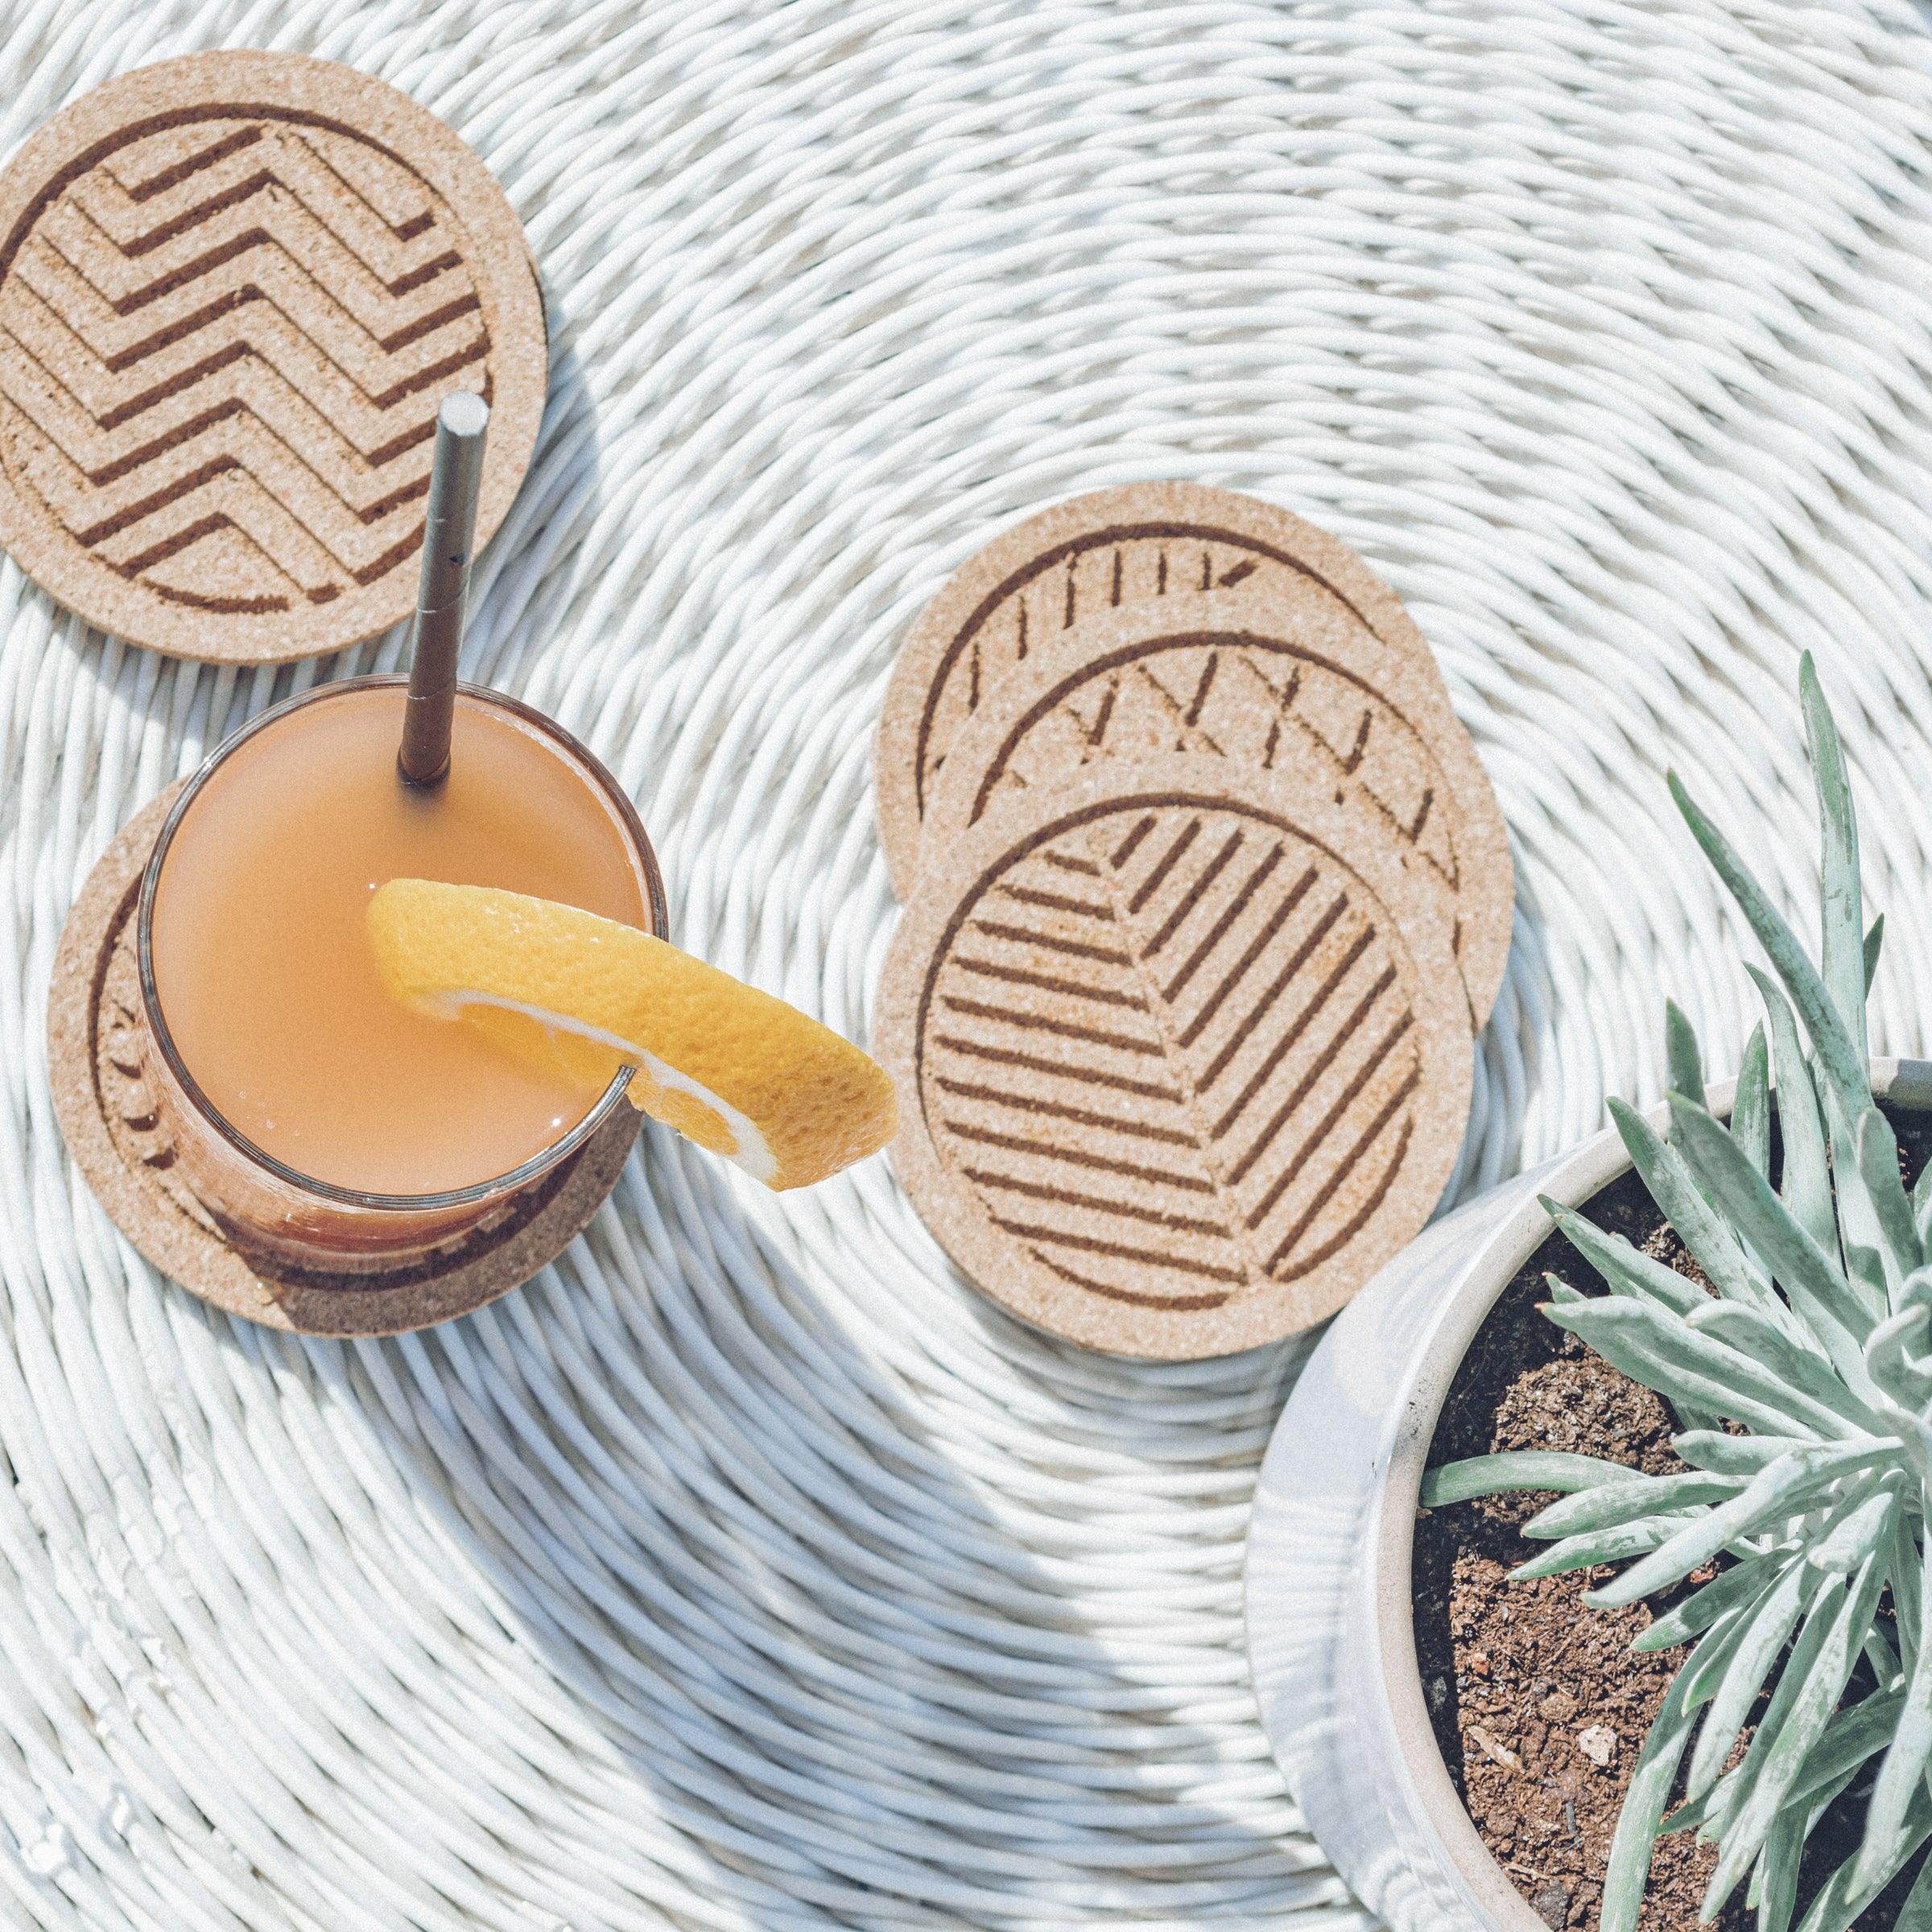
876 481 1450 900
0 52 547 663
915 584 1513 1024
873 758 1473 1358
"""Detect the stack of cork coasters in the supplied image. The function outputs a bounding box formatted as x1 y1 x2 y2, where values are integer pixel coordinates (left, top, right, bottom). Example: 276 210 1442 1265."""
873 483 1511 1359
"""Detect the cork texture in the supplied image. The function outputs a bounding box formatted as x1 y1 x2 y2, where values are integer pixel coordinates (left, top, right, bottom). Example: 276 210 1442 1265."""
0 51 547 663
875 481 1451 899
873 758 1474 1359
914 584 1514 1024
47 787 636 1337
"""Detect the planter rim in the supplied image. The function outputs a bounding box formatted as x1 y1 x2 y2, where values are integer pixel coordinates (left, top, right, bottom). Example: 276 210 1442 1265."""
1371 1055 1932 1930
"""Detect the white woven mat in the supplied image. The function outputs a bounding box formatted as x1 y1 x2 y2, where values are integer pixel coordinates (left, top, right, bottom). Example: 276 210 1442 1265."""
6 0 1932 1926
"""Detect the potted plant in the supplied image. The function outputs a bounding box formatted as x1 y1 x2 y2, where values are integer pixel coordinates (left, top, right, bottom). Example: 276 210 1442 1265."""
1245 660 1932 1932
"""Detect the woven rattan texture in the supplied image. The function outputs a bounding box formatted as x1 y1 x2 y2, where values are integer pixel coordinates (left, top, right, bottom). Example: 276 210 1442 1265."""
8 1 1932 1927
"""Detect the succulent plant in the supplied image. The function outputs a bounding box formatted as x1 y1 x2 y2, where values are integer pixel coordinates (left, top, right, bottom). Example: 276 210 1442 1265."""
1420 658 1932 1932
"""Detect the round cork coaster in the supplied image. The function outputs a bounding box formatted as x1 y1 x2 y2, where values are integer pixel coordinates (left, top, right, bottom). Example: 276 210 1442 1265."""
876 482 1449 901
917 584 1514 1025
873 757 1474 1360
47 786 638 1337
0 52 548 664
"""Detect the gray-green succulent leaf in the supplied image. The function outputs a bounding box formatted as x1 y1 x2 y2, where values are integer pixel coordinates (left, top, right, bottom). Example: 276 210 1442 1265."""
1430 662 1932 1932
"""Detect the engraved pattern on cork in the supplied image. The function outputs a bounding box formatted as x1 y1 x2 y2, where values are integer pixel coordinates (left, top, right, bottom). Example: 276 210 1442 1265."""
93 898 225 1241
915 525 1368 817
961 632 1457 891
0 112 492 619
911 797 1426 1311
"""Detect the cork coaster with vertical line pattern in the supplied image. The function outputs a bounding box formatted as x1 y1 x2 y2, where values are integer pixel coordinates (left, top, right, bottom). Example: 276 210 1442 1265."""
876 481 1453 902
917 584 1513 1024
873 758 1474 1358
0 52 547 663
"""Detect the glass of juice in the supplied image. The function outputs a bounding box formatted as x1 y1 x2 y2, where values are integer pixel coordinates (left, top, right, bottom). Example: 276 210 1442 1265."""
136 674 667 1269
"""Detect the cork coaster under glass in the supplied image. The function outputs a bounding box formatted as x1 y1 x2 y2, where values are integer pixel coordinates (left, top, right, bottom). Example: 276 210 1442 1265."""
47 786 643 1338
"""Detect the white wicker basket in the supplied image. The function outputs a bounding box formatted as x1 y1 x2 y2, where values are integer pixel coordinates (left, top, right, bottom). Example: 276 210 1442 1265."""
6 0 1932 1926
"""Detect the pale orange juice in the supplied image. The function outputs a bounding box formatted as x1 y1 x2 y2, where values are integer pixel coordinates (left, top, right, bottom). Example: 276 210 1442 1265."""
138 676 663 1259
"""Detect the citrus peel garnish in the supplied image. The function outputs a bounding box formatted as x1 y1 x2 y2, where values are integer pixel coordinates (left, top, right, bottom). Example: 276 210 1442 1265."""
366 879 897 1190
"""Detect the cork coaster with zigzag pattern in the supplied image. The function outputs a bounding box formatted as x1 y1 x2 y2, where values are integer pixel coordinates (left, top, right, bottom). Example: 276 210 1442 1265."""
0 52 546 663
916 584 1513 1025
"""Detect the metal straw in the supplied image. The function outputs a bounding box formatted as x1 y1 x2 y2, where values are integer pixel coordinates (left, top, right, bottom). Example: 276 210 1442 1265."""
398 391 490 786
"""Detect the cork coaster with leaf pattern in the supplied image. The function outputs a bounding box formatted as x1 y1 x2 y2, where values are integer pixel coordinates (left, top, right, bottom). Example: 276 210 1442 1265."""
873 757 1474 1359
916 584 1513 1024
876 481 1455 901
0 51 547 663
47 787 636 1337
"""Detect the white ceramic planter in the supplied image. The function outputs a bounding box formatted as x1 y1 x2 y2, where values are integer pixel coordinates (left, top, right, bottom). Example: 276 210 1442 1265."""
1245 1058 1932 1932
